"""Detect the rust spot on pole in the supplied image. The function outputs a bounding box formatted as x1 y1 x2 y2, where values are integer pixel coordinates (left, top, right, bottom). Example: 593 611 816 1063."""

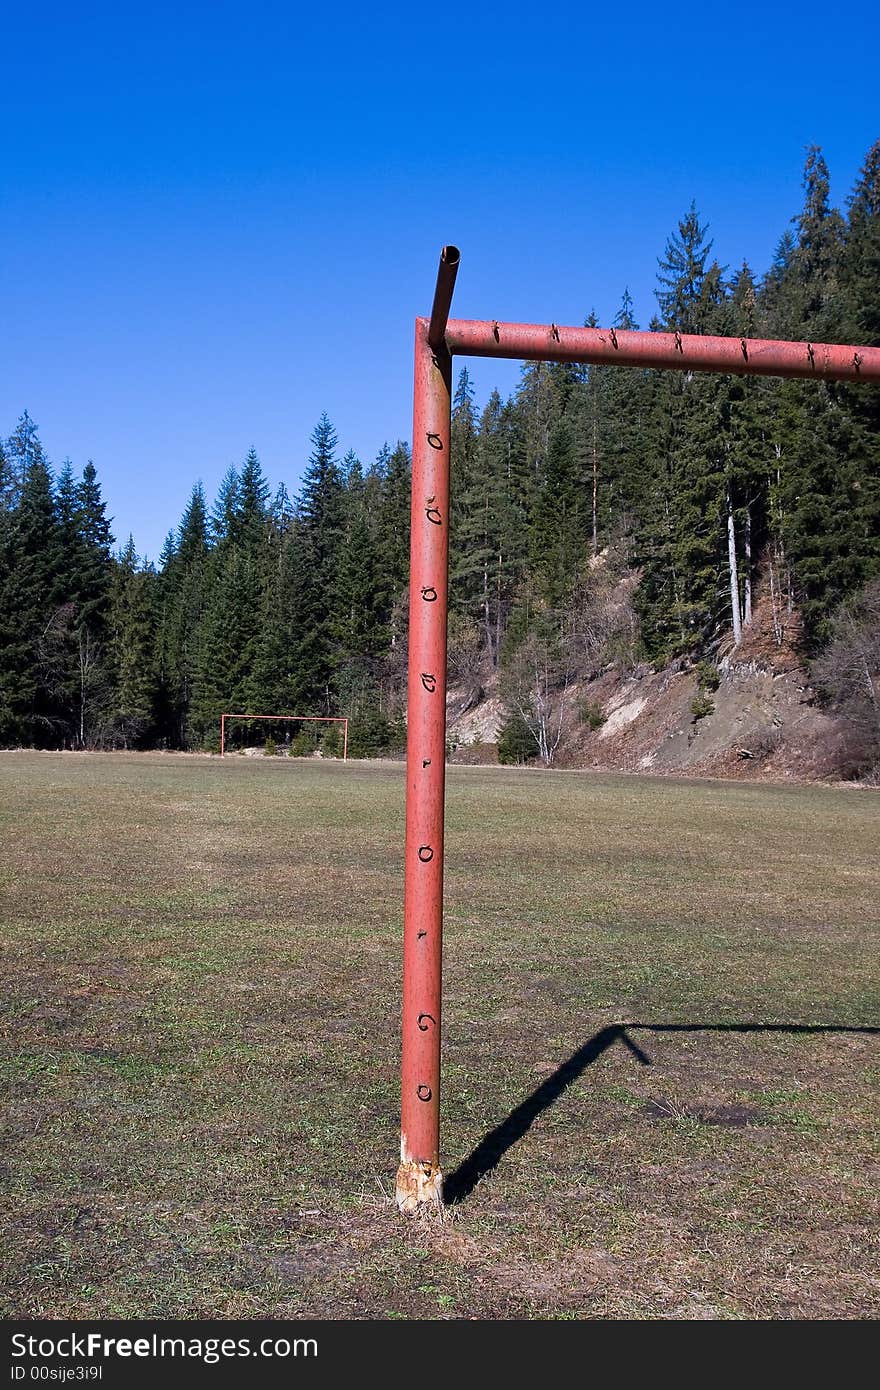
395 1155 444 1215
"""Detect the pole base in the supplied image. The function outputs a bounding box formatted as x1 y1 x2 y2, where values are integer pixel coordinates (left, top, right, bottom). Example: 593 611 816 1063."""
395 1160 445 1215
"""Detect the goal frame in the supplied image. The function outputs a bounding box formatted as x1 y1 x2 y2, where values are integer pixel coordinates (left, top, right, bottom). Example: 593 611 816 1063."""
396 244 880 1213
220 712 348 761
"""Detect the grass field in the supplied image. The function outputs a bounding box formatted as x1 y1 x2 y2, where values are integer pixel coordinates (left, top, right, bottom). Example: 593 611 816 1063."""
1 751 878 1320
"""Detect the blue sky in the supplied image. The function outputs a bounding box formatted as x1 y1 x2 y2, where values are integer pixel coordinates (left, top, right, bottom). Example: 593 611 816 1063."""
2 2 878 560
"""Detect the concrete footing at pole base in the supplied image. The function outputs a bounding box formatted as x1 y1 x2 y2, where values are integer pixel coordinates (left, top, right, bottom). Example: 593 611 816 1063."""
395 1160 444 1214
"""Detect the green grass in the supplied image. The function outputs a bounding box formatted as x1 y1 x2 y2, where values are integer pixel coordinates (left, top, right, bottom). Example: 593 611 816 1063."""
1 750 878 1319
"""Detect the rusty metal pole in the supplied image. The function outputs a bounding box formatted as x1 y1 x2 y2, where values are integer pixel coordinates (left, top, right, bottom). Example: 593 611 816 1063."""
396 247 459 1213
394 247 879 1217
444 319 880 381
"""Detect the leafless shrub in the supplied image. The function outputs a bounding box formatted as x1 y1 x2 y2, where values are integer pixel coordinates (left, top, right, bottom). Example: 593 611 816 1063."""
565 550 641 677
752 727 783 759
812 580 880 778
38 604 108 748
447 614 484 698
501 630 574 766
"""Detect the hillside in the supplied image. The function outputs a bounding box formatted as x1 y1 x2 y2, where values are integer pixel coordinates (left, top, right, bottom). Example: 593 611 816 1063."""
447 580 866 783
1 144 877 764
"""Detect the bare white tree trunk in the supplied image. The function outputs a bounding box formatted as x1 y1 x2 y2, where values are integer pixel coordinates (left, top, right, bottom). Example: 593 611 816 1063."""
495 549 503 669
664 495 685 647
591 416 599 557
768 558 783 646
843 612 880 727
772 451 794 614
507 634 573 766
77 627 102 748
743 505 753 627
727 494 743 648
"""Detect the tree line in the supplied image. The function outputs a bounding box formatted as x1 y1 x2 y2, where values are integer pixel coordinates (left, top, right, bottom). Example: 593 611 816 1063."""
1 142 878 766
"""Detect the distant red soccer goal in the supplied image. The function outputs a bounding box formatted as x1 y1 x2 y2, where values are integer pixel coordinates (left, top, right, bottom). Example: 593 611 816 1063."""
220 713 348 761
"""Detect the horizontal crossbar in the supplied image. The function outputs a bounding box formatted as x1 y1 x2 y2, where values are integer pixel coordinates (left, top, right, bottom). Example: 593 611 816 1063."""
440 317 880 383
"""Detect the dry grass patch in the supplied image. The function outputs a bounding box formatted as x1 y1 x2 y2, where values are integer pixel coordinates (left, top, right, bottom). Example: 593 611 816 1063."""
1 751 878 1318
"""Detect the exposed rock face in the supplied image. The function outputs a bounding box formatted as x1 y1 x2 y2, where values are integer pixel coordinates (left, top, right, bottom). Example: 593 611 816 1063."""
446 590 859 782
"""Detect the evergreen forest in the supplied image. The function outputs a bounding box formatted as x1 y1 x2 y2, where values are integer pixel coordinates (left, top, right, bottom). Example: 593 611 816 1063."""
2 144 878 767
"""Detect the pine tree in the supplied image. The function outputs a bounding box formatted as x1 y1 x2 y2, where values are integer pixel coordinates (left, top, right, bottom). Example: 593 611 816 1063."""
75 462 114 622
107 538 157 747
838 140 880 347
449 368 478 552
760 145 876 647
299 415 344 568
655 203 714 332
0 453 63 742
43 458 115 745
531 411 586 608
836 140 880 437
378 441 412 594
0 442 12 513
5 411 45 502
289 416 346 710
270 481 294 537
283 520 329 712
210 466 240 544
335 451 388 709
237 447 270 546
789 145 846 337
156 483 209 744
55 461 81 587
450 390 523 665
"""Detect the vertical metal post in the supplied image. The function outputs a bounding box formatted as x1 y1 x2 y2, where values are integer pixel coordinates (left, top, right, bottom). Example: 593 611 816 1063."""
342 718 348 763
396 296 455 1212
392 244 880 1217
220 713 226 757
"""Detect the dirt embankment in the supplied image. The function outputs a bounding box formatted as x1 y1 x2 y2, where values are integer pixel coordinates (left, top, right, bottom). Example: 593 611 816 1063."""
446 595 855 783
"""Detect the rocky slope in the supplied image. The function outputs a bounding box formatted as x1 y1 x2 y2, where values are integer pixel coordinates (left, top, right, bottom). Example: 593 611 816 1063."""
446 593 856 782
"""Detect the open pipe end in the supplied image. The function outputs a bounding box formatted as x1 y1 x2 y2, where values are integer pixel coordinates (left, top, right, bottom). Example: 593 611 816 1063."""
428 245 461 352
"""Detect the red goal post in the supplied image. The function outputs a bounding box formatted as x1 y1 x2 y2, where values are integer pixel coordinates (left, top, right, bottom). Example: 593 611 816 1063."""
395 243 880 1214
220 713 349 761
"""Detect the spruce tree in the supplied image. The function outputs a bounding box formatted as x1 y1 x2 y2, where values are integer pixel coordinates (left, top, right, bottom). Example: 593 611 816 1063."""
75 461 114 627
335 451 388 709
237 447 270 547
210 466 240 544
5 411 45 502
655 203 714 332
107 538 157 747
789 145 846 337
156 483 209 744
0 454 63 742
290 416 346 709
378 441 412 594
450 390 523 665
